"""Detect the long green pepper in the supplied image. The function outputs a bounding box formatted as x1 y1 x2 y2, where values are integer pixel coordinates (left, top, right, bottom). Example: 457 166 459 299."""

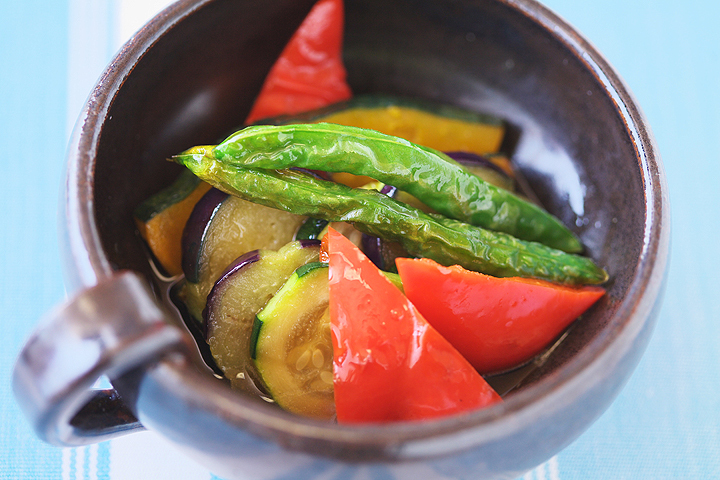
175 123 583 253
174 149 607 285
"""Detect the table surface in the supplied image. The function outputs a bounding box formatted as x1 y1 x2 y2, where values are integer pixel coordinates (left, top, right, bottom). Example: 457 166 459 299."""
2 0 718 479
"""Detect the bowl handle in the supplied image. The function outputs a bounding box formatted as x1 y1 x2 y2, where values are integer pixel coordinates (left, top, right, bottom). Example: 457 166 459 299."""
12 271 190 446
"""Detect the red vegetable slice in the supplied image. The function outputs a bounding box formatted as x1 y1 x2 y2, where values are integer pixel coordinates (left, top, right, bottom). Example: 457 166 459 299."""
245 0 352 124
396 257 606 374
327 228 501 423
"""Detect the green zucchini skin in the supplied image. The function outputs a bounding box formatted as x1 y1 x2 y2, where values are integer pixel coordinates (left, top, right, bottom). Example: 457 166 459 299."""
174 153 607 286
177 123 582 253
250 261 329 359
294 218 329 240
253 262 334 419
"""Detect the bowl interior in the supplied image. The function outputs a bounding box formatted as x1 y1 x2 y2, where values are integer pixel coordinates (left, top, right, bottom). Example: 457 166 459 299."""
88 0 647 416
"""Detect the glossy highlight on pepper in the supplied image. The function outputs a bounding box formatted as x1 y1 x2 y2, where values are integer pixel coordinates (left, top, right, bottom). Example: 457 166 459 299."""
244 0 351 123
327 228 502 422
173 150 607 285
178 122 582 253
397 257 606 373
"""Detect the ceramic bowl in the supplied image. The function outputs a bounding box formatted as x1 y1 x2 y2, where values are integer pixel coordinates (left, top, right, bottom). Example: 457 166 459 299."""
14 0 669 479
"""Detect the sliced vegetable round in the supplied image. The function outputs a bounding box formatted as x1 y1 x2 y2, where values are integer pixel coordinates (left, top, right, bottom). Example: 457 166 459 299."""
205 240 320 391
180 185 306 320
181 187 229 283
253 262 334 419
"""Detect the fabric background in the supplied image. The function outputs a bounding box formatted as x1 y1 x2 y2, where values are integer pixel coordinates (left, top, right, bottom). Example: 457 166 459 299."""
2 0 718 478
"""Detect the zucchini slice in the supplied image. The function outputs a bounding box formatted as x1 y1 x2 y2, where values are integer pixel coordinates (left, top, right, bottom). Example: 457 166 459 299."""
205 240 321 392
253 262 334 419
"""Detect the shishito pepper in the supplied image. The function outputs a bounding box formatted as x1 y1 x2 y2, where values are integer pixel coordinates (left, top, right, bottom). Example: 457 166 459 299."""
326 228 502 422
180 123 582 253
173 149 607 285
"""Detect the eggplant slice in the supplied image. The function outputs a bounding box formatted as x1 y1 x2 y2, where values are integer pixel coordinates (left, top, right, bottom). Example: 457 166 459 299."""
204 240 321 392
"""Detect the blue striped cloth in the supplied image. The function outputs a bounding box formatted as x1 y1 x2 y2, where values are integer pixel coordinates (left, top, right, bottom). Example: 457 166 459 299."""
2 0 718 478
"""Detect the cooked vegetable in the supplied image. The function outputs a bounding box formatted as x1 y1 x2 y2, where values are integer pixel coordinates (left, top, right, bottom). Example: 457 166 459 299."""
253 262 334 419
181 188 228 283
327 228 502 423
294 217 329 241
315 221 363 249
173 154 607 285
244 0 351 124
360 234 408 273
359 151 517 271
358 183 418 271
134 169 211 276
264 94 506 156
135 0 612 422
177 123 581 252
396 257 606 373
318 230 404 291
262 95 508 189
180 187 306 320
205 240 320 391
380 271 404 293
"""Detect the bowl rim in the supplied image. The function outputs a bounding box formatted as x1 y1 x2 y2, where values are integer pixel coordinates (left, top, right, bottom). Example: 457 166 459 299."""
63 0 669 457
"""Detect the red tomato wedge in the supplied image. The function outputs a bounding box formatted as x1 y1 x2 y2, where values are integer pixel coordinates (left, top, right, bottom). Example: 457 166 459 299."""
245 0 352 124
326 228 501 423
396 258 605 374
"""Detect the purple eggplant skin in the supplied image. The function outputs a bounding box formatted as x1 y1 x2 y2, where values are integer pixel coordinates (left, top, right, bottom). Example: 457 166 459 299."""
361 184 410 271
379 184 398 196
205 239 321 308
205 249 263 304
181 187 229 283
361 234 385 270
203 240 321 391
361 234 410 273
201 248 263 338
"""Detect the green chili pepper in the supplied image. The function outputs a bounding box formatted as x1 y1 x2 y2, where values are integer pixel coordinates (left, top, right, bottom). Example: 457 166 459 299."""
174 149 606 285
174 123 582 253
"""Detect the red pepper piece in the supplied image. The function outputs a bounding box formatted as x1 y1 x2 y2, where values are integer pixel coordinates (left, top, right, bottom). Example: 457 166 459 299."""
396 257 605 374
327 228 501 423
245 0 352 124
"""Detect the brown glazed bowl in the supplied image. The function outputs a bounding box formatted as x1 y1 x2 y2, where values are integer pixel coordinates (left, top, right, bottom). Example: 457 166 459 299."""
13 0 669 479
